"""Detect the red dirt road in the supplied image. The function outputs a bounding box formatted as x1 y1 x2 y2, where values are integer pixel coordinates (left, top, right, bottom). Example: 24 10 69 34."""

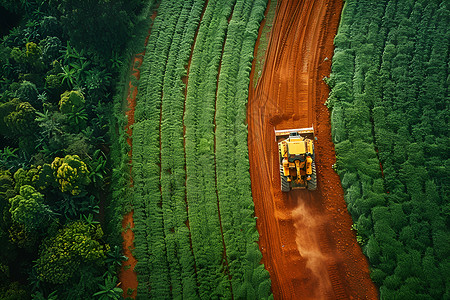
248 1 378 299
118 52 144 299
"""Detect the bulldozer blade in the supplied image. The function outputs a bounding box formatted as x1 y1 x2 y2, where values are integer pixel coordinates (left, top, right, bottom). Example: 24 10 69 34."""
274 126 314 139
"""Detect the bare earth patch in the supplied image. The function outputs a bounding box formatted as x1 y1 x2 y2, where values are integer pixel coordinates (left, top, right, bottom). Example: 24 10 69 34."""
248 1 378 299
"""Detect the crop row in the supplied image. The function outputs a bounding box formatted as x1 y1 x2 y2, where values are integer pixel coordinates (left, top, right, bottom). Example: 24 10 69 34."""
107 0 156 247
327 0 448 298
184 0 236 297
215 0 272 298
159 0 205 297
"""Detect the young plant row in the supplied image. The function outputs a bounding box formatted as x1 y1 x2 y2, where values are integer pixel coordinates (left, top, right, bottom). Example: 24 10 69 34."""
215 0 272 298
327 0 449 298
132 1 187 297
108 0 156 247
159 0 205 298
184 0 237 298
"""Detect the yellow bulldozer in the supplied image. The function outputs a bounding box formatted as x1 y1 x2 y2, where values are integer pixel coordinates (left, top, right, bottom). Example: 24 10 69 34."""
276 126 317 192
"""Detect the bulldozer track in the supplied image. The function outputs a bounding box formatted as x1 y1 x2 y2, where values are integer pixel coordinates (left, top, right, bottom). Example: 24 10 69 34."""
317 224 332 255
326 263 348 299
273 1 298 71
317 220 349 299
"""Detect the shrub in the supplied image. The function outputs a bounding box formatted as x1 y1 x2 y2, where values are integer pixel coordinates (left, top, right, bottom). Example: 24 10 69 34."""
35 220 108 284
51 154 90 195
40 36 63 65
4 101 37 136
59 90 85 114
9 185 54 233
0 98 20 137
15 80 39 106
13 167 40 192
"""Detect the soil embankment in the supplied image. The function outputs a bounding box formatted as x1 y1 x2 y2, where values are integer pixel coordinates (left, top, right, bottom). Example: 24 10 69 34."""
248 1 378 299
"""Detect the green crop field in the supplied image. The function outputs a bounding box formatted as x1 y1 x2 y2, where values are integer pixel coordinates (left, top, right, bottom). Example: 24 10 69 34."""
327 0 449 298
119 0 272 298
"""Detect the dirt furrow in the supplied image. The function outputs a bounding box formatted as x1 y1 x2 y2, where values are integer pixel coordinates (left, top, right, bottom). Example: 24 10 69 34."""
119 9 157 299
120 45 146 300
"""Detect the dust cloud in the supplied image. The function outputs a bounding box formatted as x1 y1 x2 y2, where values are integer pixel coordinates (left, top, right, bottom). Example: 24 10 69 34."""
292 199 333 299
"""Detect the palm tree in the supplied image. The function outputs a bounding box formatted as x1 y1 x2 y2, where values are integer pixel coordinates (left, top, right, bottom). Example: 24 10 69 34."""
106 245 128 268
32 291 58 300
88 149 107 187
93 274 123 300
62 41 87 65
60 65 77 88
67 107 88 130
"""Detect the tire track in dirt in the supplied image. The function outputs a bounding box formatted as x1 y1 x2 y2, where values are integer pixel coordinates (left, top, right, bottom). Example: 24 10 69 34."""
248 1 378 299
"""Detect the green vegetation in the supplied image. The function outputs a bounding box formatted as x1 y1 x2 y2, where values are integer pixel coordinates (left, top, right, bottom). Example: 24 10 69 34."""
159 1 203 297
327 0 449 298
0 0 148 298
35 221 107 285
215 0 272 297
184 0 236 298
2 0 280 297
253 0 277 87
106 0 156 249
51 154 91 195
123 0 273 298
9 185 54 233
129 1 206 297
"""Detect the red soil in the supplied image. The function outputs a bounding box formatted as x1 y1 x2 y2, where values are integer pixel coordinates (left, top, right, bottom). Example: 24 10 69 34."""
118 53 144 299
119 13 154 295
119 211 138 298
248 1 378 299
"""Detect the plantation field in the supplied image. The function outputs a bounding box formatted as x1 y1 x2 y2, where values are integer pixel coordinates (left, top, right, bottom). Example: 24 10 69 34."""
114 0 272 298
111 0 449 299
327 0 449 298
1 0 446 297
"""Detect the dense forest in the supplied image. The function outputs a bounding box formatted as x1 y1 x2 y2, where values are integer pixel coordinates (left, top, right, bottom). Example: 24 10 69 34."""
327 0 449 298
0 0 149 298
